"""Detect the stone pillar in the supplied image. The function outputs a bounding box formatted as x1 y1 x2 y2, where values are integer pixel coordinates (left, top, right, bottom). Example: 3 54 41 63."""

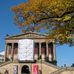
46 42 48 57
39 42 41 59
8 45 12 59
5 43 12 61
41 43 45 61
41 47 45 61
35 54 38 60
42 54 45 61
7 44 10 59
48 43 52 61
49 54 52 61
34 47 38 60
13 43 17 61
11 43 14 61
53 43 56 61
34 43 39 60
4 43 7 62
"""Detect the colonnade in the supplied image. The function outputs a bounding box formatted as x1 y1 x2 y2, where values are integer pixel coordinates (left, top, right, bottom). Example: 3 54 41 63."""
5 42 56 62
5 43 18 61
34 42 56 61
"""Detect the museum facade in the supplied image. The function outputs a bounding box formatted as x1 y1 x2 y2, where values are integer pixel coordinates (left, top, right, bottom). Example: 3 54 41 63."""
0 32 74 74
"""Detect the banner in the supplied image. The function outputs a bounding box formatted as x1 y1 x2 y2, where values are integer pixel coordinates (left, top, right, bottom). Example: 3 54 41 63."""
18 39 34 61
13 65 18 74
33 64 38 74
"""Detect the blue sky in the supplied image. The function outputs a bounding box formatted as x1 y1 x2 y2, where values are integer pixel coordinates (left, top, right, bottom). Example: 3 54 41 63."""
0 0 74 67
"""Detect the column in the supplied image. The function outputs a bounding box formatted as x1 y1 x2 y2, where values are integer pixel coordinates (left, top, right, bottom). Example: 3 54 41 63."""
13 43 18 61
5 43 10 61
34 43 38 60
46 42 48 57
53 43 56 61
48 43 52 61
4 43 7 62
39 42 41 58
41 42 45 61
7 44 10 59
11 43 14 61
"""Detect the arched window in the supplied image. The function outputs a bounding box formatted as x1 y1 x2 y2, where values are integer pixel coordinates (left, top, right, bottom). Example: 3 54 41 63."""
21 65 30 74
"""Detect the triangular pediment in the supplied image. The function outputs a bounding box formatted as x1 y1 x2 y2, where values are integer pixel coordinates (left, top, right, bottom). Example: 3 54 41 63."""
6 32 47 39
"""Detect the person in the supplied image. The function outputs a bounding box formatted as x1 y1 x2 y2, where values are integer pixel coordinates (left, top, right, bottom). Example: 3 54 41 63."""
38 70 42 74
4 70 9 74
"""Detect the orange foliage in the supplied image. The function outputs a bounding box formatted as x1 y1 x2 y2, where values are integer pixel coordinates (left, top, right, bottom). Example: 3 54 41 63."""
12 0 74 45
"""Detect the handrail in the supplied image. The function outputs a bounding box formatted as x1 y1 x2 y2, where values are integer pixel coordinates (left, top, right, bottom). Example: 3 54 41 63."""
50 68 65 74
50 67 74 74
0 61 12 67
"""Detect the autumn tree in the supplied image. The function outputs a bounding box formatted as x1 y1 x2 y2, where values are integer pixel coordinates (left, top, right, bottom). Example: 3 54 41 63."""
12 0 74 45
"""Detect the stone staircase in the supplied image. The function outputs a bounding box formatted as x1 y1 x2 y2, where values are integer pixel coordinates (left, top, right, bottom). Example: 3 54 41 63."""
0 61 12 67
50 68 65 74
50 67 74 74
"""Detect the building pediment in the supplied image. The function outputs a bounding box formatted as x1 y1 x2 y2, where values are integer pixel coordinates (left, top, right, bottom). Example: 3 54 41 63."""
6 32 47 40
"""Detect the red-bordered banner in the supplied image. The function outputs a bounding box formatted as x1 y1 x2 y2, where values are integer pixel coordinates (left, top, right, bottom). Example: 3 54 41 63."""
33 64 38 74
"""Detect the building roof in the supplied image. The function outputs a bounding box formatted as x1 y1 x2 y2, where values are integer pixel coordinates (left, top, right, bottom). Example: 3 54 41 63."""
5 32 50 40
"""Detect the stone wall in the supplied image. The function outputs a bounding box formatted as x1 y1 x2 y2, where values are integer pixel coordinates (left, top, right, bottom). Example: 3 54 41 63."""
0 61 58 74
0 61 74 74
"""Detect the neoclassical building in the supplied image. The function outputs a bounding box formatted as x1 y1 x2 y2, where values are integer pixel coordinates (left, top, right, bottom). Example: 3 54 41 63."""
0 32 74 74
5 32 56 64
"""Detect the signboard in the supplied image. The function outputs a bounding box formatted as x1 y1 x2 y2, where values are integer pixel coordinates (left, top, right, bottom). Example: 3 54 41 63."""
18 39 34 61
33 64 38 74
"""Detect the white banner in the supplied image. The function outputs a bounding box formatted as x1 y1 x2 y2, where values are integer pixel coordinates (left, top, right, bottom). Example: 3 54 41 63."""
13 65 18 74
18 39 34 61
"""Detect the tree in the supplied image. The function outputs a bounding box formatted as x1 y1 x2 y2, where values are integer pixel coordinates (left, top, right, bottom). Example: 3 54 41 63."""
71 63 74 67
12 0 74 45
